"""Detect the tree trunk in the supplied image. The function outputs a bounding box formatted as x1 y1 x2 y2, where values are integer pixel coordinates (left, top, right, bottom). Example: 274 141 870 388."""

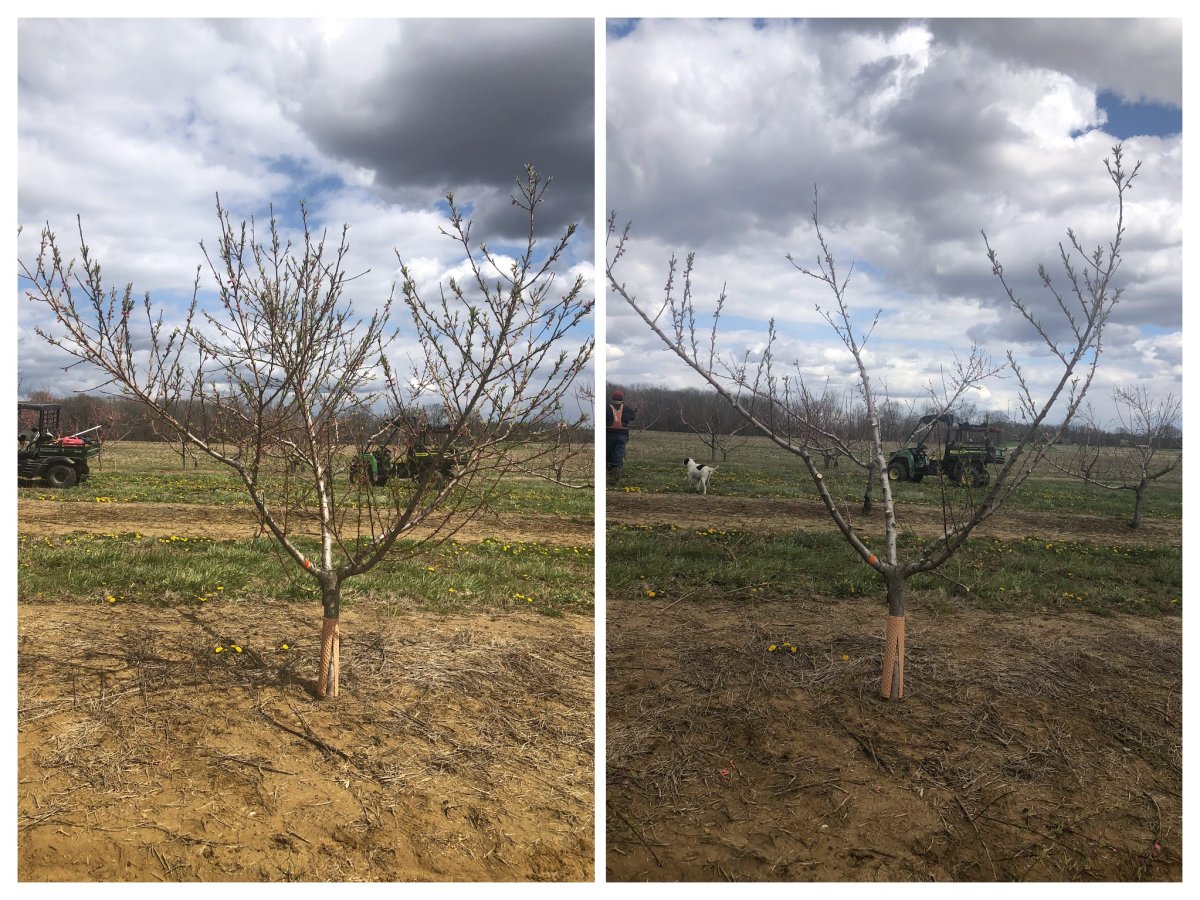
316 585 341 699
1131 483 1146 529
862 463 876 515
317 617 340 698
879 571 906 700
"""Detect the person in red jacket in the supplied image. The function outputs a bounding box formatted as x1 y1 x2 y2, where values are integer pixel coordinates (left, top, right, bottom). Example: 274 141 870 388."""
606 388 636 484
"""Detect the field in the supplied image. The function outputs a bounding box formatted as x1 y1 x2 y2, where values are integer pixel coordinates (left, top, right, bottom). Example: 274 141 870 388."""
17 441 595 882
606 431 1182 882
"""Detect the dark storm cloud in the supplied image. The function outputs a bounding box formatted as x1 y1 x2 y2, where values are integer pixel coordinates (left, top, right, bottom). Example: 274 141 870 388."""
928 19 1182 106
298 19 594 239
799 7 1184 108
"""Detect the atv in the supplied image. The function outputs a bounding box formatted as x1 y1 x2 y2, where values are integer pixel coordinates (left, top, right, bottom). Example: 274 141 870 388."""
349 421 468 487
887 415 1005 488
18 402 102 488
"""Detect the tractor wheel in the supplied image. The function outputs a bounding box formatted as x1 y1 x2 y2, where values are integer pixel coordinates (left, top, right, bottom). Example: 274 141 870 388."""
44 463 77 488
972 466 990 488
887 461 907 482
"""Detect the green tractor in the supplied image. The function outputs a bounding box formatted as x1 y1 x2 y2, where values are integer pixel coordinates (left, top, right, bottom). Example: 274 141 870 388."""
887 415 1005 488
349 420 469 487
18 402 102 488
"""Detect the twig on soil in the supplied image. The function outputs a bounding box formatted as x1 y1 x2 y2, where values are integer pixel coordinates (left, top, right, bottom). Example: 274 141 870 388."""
1143 790 1163 852
213 753 297 777
659 581 770 612
771 777 844 798
839 720 887 772
847 846 898 859
978 813 1088 858
152 846 178 879
954 791 998 879
609 805 663 868
277 703 356 763
18 810 74 832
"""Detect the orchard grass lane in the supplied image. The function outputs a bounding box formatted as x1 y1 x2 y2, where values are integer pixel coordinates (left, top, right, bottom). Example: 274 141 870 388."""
609 524 1181 619
614 431 1181 521
20 532 593 618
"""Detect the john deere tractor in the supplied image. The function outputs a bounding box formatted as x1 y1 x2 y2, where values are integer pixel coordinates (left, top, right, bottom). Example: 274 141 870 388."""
350 420 469 487
18 402 102 488
887 415 1005 488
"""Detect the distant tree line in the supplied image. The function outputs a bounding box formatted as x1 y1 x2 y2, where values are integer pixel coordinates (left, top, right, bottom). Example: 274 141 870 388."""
605 383 1181 450
18 391 593 446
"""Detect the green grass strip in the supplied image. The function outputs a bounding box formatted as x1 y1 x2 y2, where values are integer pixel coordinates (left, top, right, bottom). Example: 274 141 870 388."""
18 532 594 618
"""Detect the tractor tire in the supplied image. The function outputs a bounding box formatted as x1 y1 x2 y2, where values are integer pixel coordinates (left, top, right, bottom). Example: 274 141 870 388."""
972 466 990 488
44 463 77 488
887 461 907 482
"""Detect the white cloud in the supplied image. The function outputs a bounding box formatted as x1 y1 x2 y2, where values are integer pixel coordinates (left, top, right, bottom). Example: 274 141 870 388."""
16 18 594 396
607 19 1181 423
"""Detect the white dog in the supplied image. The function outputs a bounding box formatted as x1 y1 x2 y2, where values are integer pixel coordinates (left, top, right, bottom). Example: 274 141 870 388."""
684 457 716 495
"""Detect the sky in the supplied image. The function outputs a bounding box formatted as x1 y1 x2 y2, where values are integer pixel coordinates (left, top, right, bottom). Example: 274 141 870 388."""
606 18 1183 428
15 18 595 403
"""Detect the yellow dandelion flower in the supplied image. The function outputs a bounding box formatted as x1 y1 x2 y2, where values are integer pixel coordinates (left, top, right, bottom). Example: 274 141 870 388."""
841 654 850 661
215 646 225 653
232 645 242 653
646 590 656 597
768 644 777 652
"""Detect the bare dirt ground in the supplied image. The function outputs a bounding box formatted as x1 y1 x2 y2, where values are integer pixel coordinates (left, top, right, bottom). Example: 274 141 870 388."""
17 495 595 882
607 492 1181 548
606 492 1181 881
18 597 594 882
19 499 593 547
